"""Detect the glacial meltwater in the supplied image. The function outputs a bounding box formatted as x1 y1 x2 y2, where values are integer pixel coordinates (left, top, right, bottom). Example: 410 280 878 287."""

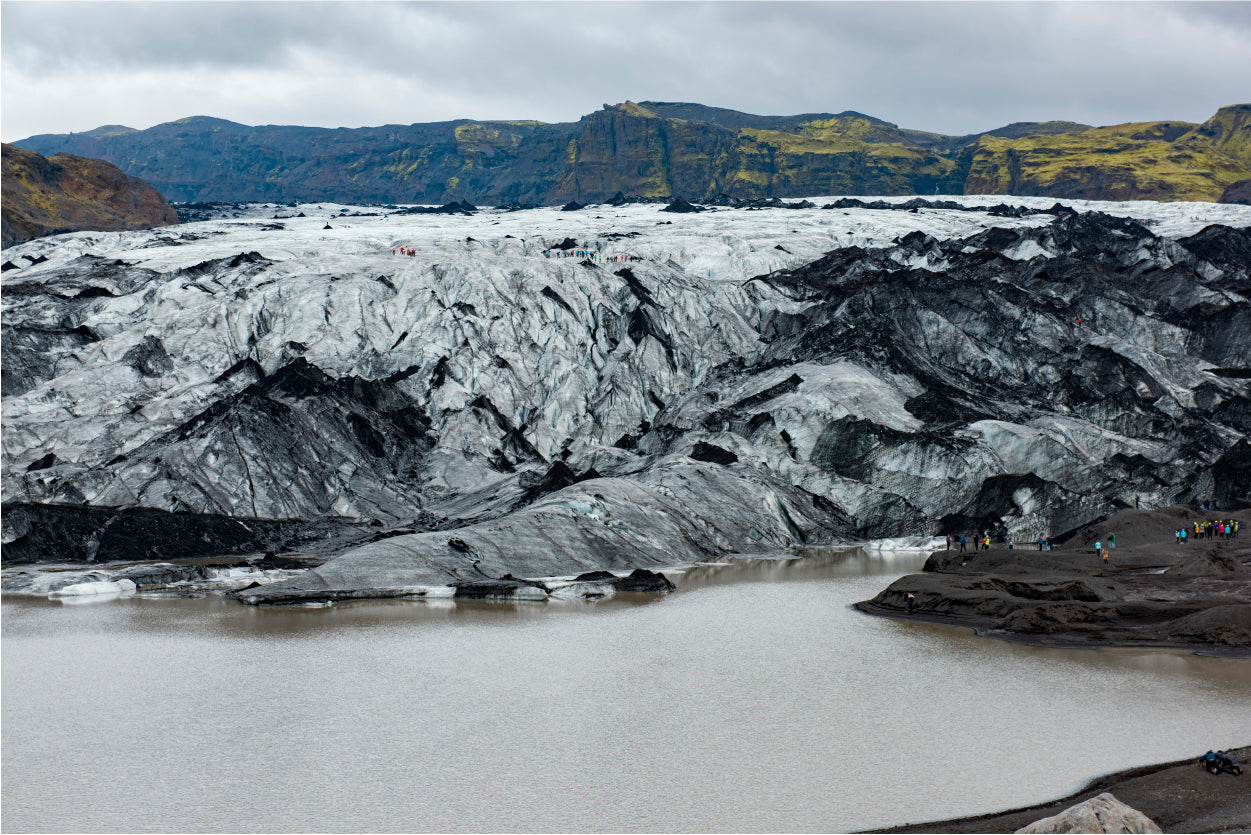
3 549 1248 833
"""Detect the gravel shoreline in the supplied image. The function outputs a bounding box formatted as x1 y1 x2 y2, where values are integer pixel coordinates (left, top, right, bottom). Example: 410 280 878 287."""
863 745 1251 833
856 506 1251 656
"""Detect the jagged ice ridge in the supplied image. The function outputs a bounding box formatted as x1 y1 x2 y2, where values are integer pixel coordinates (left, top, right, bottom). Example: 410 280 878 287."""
2 196 1248 602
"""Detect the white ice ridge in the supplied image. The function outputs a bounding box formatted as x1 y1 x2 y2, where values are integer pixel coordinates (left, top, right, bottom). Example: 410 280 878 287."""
0 199 1058 513
2 196 1247 575
16 194 1244 288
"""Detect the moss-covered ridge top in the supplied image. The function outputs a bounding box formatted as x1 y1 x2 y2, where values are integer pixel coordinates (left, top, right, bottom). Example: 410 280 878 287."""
12 101 1251 204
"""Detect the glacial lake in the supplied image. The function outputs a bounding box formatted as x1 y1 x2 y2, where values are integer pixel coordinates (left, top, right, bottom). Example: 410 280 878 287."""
3 548 1249 833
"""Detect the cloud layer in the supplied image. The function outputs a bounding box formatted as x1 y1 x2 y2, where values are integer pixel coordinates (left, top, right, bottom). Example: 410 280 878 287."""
3 1 1249 142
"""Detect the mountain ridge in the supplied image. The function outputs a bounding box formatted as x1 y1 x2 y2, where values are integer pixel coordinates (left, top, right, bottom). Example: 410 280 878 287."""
12 102 1251 206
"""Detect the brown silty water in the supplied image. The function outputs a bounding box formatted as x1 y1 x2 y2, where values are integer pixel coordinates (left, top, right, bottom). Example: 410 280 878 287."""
3 548 1248 833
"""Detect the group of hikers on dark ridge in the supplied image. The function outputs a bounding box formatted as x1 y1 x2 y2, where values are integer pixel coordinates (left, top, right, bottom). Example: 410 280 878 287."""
944 532 1055 552
392 247 417 256
1175 519 1240 543
945 518 1242 555
1091 534 1116 565
945 533 983 552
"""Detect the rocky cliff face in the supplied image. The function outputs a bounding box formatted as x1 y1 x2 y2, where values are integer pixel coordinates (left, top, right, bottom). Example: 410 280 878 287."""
1 198 1247 596
962 106 1251 202
1 144 179 244
14 102 1250 204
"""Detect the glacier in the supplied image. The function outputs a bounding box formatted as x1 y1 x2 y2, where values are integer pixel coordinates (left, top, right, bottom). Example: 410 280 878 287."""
2 195 1248 603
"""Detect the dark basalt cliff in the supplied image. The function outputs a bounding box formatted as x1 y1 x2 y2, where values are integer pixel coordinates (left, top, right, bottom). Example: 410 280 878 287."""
14 102 1251 205
1 144 179 244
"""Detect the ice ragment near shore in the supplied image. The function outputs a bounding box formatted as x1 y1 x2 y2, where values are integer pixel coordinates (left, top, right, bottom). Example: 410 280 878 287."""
2 196 1249 602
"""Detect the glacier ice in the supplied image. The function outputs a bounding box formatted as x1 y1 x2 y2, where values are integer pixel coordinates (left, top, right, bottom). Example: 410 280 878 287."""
2 196 1249 602
48 579 137 598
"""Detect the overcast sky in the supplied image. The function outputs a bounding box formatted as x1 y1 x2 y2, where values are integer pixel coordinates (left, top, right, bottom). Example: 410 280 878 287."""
3 1 1249 142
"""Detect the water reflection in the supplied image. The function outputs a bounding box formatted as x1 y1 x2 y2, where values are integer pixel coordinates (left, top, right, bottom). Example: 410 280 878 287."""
3 546 925 640
673 545 928 589
3 546 1246 696
4 548 1248 834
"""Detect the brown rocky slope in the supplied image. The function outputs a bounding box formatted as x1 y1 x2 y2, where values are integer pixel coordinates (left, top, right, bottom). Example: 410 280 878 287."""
2 143 179 245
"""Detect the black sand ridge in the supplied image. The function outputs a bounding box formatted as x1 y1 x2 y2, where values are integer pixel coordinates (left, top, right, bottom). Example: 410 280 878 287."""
864 744 1251 833
856 505 1251 657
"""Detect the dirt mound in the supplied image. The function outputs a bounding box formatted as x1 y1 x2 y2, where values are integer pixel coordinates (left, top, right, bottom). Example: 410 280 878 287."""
859 506 1251 654
1173 550 1248 577
1070 505 1229 551
1160 605 1251 646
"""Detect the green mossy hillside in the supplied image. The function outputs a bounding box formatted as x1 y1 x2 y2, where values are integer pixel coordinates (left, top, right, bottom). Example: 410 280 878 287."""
1194 104 1251 164
13 103 1251 204
963 111 1251 201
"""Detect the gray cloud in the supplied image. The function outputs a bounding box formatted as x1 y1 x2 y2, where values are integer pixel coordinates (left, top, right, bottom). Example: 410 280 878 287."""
3 1 1248 142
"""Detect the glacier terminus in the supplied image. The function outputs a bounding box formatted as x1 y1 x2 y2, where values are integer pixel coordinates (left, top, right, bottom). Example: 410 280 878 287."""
2 196 1249 604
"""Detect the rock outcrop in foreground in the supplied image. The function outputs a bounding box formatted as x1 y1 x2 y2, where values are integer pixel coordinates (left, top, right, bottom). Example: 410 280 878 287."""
2 144 178 244
1015 793 1161 834
870 744 1250 834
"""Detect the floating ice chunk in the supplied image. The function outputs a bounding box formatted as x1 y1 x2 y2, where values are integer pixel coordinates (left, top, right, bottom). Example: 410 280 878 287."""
1 570 111 595
860 536 944 552
49 579 137 598
547 581 615 600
